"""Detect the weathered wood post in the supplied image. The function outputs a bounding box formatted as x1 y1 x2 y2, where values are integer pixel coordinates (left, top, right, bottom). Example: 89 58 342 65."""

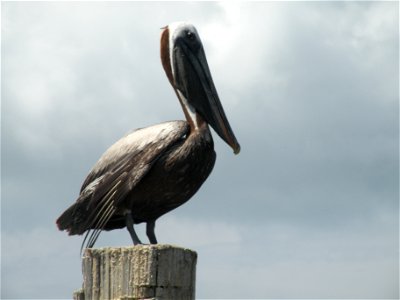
73 244 197 300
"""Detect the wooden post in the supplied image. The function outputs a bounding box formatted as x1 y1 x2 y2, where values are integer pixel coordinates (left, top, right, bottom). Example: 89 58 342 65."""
73 244 197 300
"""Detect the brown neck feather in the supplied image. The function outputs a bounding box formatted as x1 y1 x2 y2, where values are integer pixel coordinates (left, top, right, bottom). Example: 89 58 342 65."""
160 27 206 132
160 27 174 87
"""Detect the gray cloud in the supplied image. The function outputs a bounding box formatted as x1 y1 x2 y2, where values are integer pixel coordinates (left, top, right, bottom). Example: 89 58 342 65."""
2 2 398 299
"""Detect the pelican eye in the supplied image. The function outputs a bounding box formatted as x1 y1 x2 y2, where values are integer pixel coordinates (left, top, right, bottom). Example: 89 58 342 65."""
186 31 195 40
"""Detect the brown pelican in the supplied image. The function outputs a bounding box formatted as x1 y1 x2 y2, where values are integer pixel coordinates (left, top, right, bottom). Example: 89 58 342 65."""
56 22 240 250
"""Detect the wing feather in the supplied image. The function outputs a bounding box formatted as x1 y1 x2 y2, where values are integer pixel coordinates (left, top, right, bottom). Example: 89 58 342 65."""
57 120 189 249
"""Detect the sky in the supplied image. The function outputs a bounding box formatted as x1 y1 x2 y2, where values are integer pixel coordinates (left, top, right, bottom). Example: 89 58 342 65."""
1 1 399 299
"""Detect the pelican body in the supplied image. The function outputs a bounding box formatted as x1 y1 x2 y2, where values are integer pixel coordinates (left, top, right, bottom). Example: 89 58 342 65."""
56 22 240 250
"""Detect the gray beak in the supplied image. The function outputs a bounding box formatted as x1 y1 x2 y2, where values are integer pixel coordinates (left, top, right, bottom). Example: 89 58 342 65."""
172 36 240 154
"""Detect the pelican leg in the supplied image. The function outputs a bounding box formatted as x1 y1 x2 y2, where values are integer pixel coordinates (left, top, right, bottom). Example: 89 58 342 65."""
146 220 158 244
125 213 142 245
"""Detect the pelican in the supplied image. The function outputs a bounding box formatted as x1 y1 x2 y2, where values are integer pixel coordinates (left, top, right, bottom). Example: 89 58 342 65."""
56 22 240 250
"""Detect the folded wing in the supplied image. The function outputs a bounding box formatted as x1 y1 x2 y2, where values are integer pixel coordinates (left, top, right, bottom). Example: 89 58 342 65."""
56 121 189 244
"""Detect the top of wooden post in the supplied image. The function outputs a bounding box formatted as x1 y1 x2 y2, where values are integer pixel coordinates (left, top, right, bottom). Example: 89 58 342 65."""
76 244 197 300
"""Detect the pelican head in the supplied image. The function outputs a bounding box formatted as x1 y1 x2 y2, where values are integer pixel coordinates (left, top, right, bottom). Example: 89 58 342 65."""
160 22 240 154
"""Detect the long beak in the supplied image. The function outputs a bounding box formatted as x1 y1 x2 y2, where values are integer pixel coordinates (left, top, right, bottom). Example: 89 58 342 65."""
173 39 241 154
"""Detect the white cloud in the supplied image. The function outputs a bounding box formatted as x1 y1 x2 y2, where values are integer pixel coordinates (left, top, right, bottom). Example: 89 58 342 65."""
201 2 290 95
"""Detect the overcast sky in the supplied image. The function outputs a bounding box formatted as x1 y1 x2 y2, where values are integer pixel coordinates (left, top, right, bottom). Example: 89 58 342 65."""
2 1 398 299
